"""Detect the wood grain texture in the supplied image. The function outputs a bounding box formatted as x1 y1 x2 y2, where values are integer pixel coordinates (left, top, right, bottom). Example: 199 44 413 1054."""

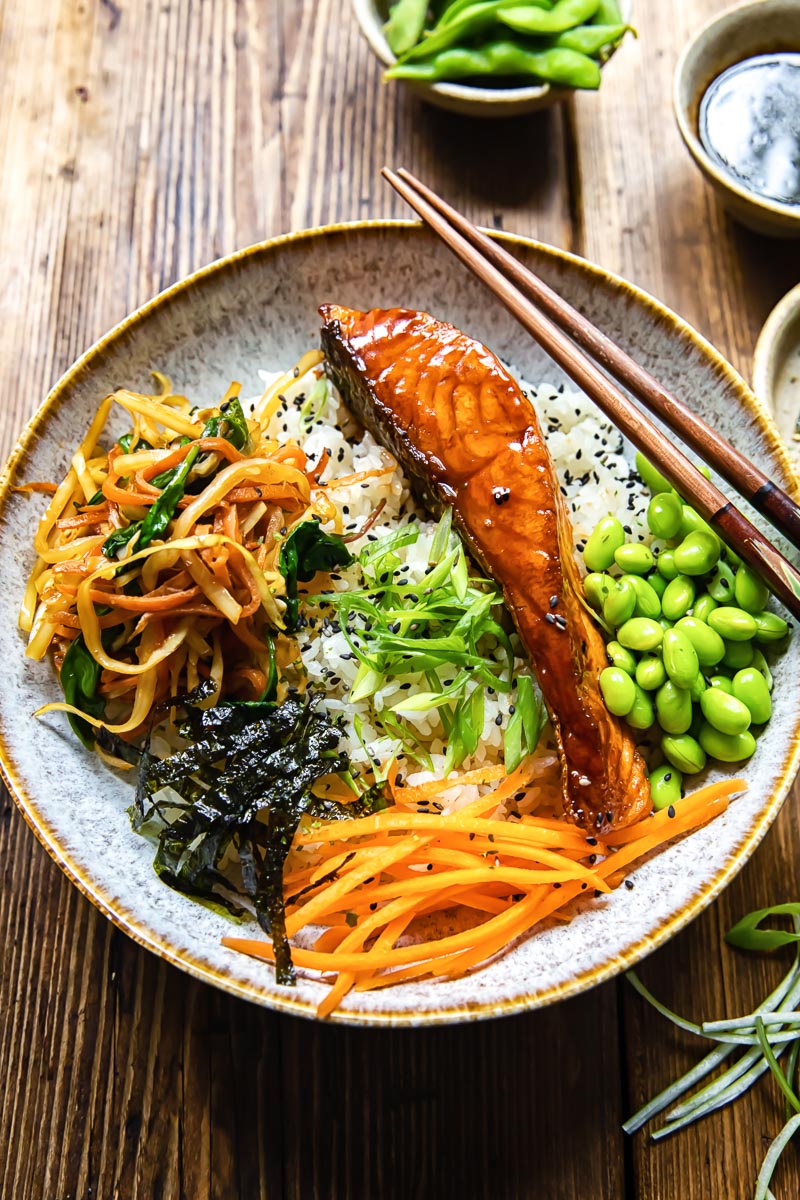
1 1 798 1196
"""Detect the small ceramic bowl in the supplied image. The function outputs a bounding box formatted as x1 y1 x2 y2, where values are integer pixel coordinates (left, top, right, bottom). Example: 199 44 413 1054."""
352 0 632 118
753 282 800 460
674 0 800 238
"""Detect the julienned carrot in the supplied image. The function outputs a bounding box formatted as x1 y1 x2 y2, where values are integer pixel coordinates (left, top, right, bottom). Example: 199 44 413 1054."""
222 777 746 1016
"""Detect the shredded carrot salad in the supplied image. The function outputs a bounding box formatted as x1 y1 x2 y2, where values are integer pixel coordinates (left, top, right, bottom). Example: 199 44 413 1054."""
20 353 387 743
224 770 745 1018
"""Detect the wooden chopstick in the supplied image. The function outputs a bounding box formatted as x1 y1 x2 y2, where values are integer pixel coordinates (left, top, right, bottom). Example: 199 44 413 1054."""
395 167 800 552
381 166 800 623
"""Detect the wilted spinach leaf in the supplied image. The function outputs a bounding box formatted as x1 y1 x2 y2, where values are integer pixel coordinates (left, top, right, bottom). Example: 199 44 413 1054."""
202 396 250 451
279 518 353 629
60 633 105 749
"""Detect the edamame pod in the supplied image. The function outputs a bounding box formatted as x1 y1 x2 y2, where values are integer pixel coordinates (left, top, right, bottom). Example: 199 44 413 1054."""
662 627 700 689
584 515 626 572
722 639 754 670
635 654 667 692
734 565 769 614
661 575 696 621
617 617 663 652
624 575 662 619
674 616 725 666
698 723 756 763
649 763 683 811
584 572 614 611
656 549 679 581
599 666 636 716
753 611 789 643
626 683 655 731
732 668 772 724
673 531 720 576
604 577 637 627
692 593 718 623
661 733 707 774
708 560 735 602
700 687 751 736
606 640 637 674
655 679 693 734
387 42 603 87
647 492 683 540
615 543 655 575
636 452 672 495
499 0 602 37
708 607 757 642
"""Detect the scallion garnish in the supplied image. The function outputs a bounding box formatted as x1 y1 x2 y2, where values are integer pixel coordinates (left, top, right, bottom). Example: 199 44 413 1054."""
626 909 800 1196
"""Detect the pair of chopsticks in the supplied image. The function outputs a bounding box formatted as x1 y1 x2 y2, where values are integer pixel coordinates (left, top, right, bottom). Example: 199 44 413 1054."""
382 167 800 624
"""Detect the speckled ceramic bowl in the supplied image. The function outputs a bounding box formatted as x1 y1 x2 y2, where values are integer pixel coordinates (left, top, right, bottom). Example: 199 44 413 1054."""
753 282 800 464
674 0 800 237
2 221 800 1026
353 0 633 117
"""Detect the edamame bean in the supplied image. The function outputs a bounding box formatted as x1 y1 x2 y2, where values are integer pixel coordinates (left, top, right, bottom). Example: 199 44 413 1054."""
655 680 693 734
659 617 675 632
708 559 735 602
678 506 720 549
649 763 683 811
661 733 707 774
615 543 655 575
708 607 757 642
603 578 637 627
584 572 614 611
734 565 769 614
698 723 756 763
673 531 720 576
584 516 626 572
647 492 683 540
751 648 774 692
725 546 743 568
635 654 667 691
617 617 663 652
709 675 733 694
636 452 672 495
599 667 636 716
722 639 754 670
624 575 662 619
753 611 790 643
689 673 707 702
648 572 667 599
626 683 655 730
662 627 700 689
656 549 679 581
732 668 772 724
692 593 718 623
661 575 696 621
700 687 751 736
606 640 637 675
674 616 725 666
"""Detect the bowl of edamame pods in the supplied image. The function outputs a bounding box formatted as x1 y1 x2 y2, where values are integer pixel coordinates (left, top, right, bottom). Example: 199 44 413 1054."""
353 0 634 117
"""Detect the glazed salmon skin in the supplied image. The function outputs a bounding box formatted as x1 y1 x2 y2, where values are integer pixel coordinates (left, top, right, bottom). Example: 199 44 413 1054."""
320 304 651 832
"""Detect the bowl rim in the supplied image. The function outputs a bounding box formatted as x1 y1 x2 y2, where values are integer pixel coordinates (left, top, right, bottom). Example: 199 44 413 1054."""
753 281 800 407
351 0 631 105
673 0 800 225
3 217 800 1026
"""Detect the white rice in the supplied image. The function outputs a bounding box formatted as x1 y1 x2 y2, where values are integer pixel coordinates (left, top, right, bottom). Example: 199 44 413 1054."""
251 358 650 805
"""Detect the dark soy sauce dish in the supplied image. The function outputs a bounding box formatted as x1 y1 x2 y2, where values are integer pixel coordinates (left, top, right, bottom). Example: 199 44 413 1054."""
699 52 800 208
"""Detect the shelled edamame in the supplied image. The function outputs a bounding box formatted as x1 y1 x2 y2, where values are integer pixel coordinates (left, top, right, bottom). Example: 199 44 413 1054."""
582 455 791 802
381 0 633 89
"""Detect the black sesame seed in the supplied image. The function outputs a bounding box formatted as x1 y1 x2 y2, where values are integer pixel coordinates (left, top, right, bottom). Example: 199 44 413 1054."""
550 595 559 608
668 804 676 818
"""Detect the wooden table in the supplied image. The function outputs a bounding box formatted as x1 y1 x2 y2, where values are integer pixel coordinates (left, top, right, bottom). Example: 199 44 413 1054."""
2 2 799 1196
